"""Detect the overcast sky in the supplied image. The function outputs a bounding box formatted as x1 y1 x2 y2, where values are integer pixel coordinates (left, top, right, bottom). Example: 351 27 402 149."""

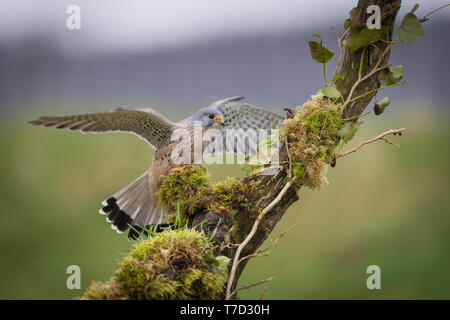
0 0 448 53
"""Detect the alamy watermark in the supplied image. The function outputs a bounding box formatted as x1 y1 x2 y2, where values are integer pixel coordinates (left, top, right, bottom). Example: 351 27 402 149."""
66 265 81 290
366 5 381 30
366 265 381 290
66 5 81 30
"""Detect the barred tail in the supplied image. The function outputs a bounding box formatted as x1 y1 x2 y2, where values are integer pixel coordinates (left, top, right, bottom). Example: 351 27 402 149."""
98 168 166 239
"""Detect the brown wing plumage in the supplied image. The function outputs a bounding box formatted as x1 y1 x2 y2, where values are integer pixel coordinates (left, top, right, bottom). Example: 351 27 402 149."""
29 107 177 149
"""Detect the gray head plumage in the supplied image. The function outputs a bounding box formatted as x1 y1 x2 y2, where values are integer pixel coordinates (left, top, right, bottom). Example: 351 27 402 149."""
183 107 224 129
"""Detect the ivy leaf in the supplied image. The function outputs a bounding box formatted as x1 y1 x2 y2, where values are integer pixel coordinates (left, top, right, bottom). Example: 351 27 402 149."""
344 27 382 52
379 97 391 108
321 85 342 100
202 252 230 280
203 251 219 267
397 13 424 42
378 71 390 85
215 256 231 280
339 122 360 143
308 41 334 63
344 19 351 30
332 73 341 82
374 97 390 115
378 65 403 85
389 65 403 79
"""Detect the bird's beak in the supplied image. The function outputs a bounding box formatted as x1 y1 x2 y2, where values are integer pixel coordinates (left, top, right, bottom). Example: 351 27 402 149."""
218 116 225 126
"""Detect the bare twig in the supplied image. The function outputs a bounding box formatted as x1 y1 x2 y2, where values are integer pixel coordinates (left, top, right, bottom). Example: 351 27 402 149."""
230 277 274 297
410 3 419 14
225 181 293 300
331 28 349 85
335 128 405 159
258 223 297 255
419 4 450 23
259 287 268 300
342 37 398 109
268 165 286 185
285 137 293 179
236 223 297 265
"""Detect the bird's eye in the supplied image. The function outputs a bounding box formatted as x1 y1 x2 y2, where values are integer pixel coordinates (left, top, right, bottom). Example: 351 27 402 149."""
208 114 215 120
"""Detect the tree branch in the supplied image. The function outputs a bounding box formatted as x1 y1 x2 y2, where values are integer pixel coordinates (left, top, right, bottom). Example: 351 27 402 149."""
218 0 401 299
335 128 405 159
225 181 293 300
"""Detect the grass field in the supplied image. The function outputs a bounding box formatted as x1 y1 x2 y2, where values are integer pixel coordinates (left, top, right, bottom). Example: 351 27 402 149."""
0 107 449 299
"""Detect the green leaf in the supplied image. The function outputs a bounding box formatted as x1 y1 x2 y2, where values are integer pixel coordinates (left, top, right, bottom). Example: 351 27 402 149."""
310 90 324 100
378 65 403 85
339 122 360 143
379 97 390 108
203 251 219 267
344 19 351 30
388 65 403 79
215 256 231 279
331 73 341 82
313 34 322 39
202 253 230 281
374 97 390 116
320 85 342 100
378 71 389 85
397 13 424 42
308 41 334 63
344 27 382 52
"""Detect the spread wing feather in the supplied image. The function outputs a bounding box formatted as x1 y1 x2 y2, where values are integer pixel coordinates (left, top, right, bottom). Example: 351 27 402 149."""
29 107 176 149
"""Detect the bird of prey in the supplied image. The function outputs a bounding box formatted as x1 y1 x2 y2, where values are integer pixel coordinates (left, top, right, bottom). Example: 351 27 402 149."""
30 96 284 239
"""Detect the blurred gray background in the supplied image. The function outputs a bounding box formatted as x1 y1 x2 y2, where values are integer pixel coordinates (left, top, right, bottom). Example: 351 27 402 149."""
1 0 449 116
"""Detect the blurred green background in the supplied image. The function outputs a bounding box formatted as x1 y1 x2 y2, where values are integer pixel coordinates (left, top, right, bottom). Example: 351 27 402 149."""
0 105 449 299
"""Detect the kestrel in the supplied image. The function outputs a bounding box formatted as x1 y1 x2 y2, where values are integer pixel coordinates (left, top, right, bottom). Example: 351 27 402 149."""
30 96 284 239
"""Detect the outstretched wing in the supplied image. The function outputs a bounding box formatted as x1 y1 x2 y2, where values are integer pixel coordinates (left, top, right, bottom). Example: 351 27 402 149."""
29 107 177 149
205 96 285 155
212 96 284 130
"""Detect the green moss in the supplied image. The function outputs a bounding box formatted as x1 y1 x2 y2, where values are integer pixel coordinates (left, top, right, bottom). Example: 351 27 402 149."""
157 165 211 222
157 164 264 224
281 97 343 189
80 279 126 300
291 158 306 180
80 229 227 300
212 178 263 212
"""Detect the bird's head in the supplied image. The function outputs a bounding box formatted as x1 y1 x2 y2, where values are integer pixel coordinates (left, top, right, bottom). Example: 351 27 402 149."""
185 107 224 129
